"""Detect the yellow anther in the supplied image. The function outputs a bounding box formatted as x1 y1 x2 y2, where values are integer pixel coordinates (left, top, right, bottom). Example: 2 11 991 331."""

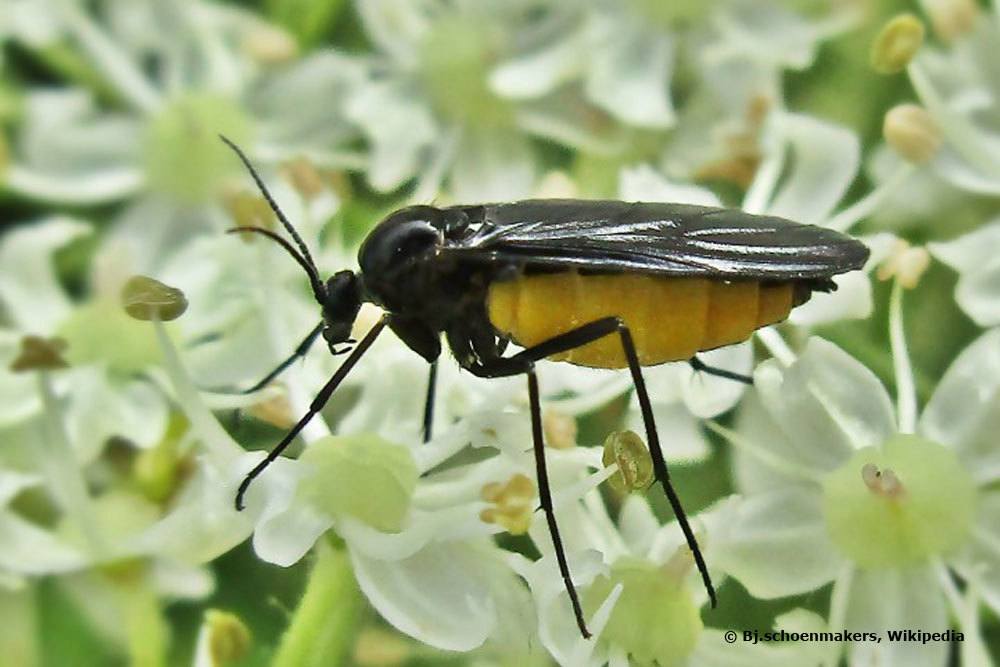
480 473 535 535
884 103 942 164
603 430 655 493
876 239 930 289
871 14 925 74
121 276 188 321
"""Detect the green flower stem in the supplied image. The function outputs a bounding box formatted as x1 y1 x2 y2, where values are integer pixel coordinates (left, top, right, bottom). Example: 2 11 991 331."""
37 371 106 557
121 579 167 667
151 319 242 462
273 540 363 667
888 281 917 434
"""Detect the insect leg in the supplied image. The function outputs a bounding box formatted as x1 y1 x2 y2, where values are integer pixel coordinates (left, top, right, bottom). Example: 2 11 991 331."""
688 356 753 385
527 365 592 639
422 360 437 443
622 329 717 608
237 321 324 395
235 316 388 510
467 317 716 608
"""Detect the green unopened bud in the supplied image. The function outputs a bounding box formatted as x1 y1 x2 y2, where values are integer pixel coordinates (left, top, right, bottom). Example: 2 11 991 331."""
10 335 68 372
204 609 252 665
122 276 188 321
871 14 925 74
603 431 654 493
298 435 418 532
884 104 942 164
584 557 702 665
823 434 976 568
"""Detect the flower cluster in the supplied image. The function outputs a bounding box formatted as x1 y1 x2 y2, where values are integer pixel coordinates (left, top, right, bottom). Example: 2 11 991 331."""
2 1 999 666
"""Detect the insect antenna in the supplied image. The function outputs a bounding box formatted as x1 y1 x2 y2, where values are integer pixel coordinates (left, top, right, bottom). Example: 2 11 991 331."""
219 135 327 302
224 227 326 301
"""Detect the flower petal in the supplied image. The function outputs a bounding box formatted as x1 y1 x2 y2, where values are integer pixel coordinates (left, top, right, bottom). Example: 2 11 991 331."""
618 165 722 207
0 217 91 333
753 338 896 463
712 489 841 597
490 27 585 99
350 539 534 652
345 79 438 192
919 328 1000 482
763 113 860 225
788 233 896 326
951 491 1000 618
584 18 675 129
844 566 948 667
450 129 536 202
623 402 710 463
929 223 1000 327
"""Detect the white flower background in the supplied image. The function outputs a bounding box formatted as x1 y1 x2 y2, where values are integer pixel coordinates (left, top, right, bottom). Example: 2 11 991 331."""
1 1 999 666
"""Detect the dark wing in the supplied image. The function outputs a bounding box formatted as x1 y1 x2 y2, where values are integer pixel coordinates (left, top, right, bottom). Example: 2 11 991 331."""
441 199 869 280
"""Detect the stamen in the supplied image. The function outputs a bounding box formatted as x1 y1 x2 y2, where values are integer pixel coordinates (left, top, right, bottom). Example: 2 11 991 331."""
479 473 535 535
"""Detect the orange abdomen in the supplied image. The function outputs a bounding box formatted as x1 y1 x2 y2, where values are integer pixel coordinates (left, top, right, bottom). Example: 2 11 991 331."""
487 272 795 369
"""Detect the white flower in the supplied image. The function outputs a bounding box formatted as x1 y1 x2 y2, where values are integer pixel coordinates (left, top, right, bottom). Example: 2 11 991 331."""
907 19 1000 196
712 325 999 666
3 0 362 272
345 0 545 201
512 489 832 667
928 216 1000 326
491 0 854 147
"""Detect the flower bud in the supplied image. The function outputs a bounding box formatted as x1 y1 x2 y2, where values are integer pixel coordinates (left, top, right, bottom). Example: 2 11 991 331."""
871 14 925 74
884 103 942 164
121 276 188 321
